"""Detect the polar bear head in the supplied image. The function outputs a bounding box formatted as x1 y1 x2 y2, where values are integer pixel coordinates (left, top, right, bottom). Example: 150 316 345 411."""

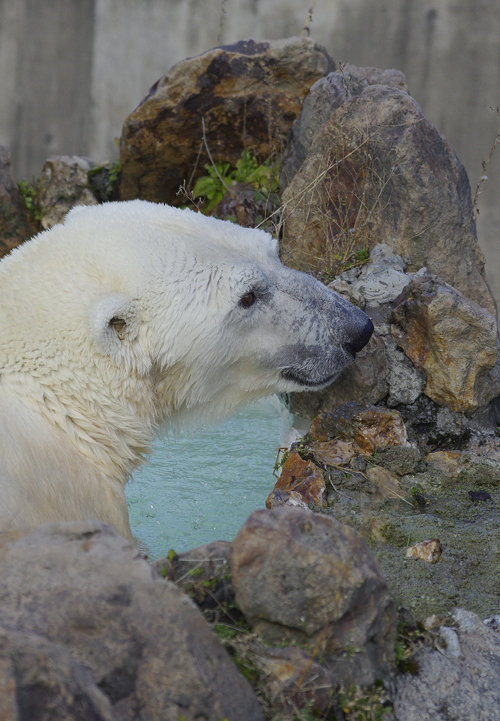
0 200 372 481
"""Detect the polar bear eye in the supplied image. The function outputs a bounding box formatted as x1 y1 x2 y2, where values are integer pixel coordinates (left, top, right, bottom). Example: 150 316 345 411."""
239 291 257 308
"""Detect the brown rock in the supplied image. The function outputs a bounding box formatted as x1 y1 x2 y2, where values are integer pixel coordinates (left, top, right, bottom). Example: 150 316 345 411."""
405 539 443 564
119 38 335 204
366 466 403 499
229 507 396 687
426 451 463 479
308 439 360 467
0 625 115 721
269 451 326 507
0 146 39 258
37 155 98 229
280 86 495 314
0 521 264 721
250 642 337 715
288 332 389 419
391 275 498 413
309 402 408 454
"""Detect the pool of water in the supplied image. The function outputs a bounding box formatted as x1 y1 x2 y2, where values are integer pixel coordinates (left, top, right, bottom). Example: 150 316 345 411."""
126 397 293 559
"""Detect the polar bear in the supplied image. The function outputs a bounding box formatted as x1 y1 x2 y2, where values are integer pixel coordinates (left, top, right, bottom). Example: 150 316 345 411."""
0 200 372 540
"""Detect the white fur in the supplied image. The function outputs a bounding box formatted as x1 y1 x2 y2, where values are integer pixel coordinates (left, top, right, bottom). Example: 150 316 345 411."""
0 200 370 539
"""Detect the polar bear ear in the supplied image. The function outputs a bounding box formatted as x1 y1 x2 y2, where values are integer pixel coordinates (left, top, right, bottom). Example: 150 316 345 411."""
89 293 140 360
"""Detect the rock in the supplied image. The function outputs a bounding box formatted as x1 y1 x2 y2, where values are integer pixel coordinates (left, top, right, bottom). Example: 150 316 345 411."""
426 450 463 478
351 244 411 306
120 38 335 205
374 445 424 476
309 402 408 454
37 155 98 229
393 608 500 721
457 453 500 487
229 506 396 687
287 333 389 419
0 624 115 721
265 489 309 510
391 275 498 413
0 146 39 258
249 642 338 716
280 85 495 314
328 277 366 308
268 451 326 507
384 333 426 407
308 439 360 467
366 466 403 500
0 521 264 721
405 538 443 564
280 63 407 189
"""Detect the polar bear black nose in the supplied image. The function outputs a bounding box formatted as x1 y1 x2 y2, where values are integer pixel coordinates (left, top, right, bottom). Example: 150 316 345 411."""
345 318 374 357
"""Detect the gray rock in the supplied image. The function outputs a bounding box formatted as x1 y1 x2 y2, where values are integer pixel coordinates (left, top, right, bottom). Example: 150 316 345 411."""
352 267 411 307
37 155 98 229
384 333 426 407
374 445 424 476
229 506 396 687
0 624 115 721
0 521 264 721
280 64 407 188
351 245 411 307
393 609 500 721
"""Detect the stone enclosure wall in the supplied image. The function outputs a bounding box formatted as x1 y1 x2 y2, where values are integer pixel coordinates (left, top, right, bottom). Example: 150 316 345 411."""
1 0 500 304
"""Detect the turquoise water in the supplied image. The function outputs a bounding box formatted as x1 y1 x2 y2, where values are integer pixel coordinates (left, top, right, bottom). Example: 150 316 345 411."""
126 397 292 559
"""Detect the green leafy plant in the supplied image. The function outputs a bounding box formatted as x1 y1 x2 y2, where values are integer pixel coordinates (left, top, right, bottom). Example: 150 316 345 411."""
18 179 42 221
192 150 279 213
88 160 122 202
337 681 393 720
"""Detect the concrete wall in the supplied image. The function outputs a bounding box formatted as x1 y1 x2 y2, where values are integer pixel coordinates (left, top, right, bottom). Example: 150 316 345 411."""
1 0 499 300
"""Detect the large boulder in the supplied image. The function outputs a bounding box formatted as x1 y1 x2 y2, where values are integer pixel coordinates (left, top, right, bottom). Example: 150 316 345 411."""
280 84 495 314
119 38 335 204
0 146 39 258
229 506 396 687
0 625 115 721
280 62 407 189
0 522 264 721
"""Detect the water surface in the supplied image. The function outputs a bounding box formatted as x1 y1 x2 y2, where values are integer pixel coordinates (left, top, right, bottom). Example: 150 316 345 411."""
126 397 292 559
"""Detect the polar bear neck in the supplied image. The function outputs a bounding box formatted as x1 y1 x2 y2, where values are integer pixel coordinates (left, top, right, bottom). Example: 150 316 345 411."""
0 364 158 486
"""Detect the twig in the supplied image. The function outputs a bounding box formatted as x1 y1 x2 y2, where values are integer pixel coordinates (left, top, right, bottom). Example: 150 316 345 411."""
201 117 235 194
300 0 317 37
